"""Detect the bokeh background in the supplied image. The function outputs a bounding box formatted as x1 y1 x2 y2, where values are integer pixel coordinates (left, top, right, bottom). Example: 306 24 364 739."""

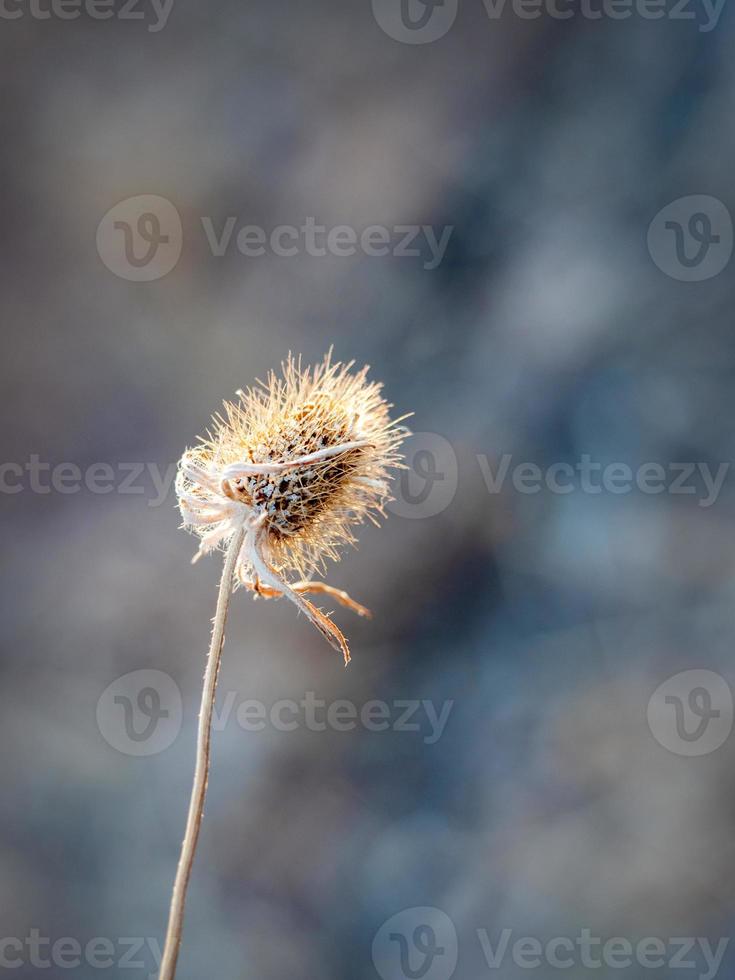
2 1 735 977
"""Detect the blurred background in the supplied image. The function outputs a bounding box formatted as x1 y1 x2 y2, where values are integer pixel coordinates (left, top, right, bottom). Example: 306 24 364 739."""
2 1 735 977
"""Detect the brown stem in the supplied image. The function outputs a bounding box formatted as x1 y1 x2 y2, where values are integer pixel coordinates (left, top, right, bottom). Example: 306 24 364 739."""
159 523 246 980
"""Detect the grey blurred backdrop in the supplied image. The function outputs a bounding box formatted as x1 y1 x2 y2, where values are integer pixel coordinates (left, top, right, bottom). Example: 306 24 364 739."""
2 1 735 978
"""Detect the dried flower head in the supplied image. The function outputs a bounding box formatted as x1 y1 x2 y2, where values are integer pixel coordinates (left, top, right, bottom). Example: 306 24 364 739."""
175 351 409 663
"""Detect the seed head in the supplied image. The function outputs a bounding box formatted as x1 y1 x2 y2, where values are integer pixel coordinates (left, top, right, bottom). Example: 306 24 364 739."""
176 351 409 662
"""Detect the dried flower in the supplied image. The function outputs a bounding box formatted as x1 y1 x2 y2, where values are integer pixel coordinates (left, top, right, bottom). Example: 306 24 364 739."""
175 351 409 664
160 353 409 980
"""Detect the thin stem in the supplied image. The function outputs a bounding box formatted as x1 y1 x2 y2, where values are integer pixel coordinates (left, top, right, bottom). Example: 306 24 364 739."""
159 523 246 980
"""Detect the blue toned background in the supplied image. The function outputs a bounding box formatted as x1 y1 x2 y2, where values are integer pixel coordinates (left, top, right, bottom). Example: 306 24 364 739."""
1 1 735 978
